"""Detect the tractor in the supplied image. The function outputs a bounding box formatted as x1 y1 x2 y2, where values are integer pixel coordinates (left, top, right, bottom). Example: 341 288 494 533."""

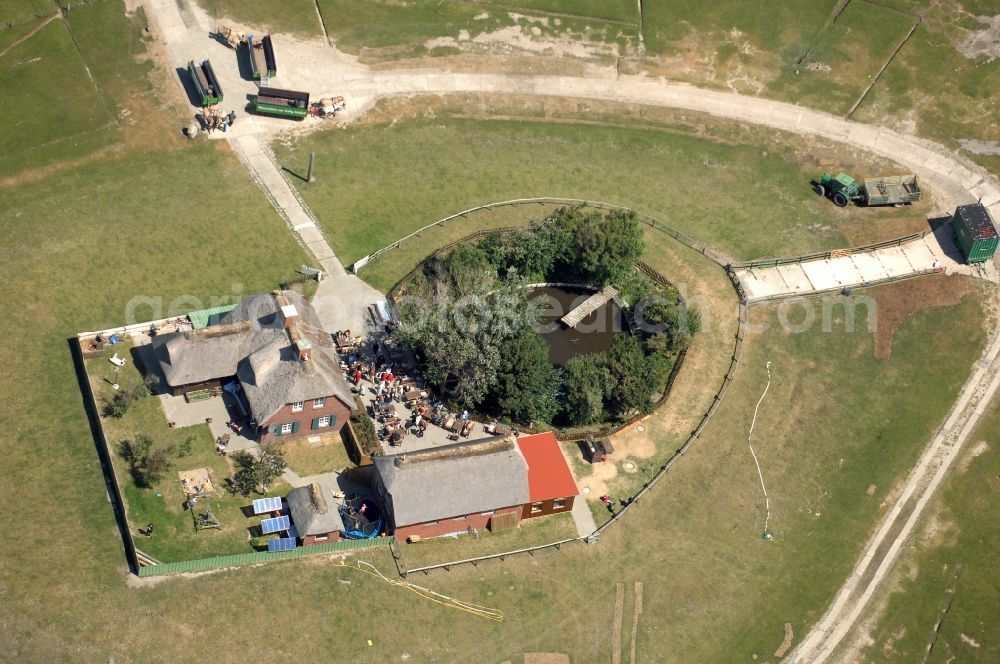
813 172 921 207
813 172 859 207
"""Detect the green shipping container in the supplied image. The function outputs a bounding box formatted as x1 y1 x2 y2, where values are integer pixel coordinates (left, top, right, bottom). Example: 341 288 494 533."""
951 203 999 264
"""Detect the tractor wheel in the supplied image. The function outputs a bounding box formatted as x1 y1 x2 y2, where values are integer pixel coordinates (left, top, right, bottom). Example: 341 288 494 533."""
833 192 850 207
814 183 826 197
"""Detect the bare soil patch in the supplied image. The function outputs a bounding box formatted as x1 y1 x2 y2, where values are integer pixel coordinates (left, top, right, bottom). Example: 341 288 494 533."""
774 622 794 657
523 654 570 664
870 274 970 359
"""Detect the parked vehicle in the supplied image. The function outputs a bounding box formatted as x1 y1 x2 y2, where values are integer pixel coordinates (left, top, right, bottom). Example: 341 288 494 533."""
251 87 309 120
246 34 277 80
188 59 223 106
950 203 998 264
813 172 921 207
215 25 245 49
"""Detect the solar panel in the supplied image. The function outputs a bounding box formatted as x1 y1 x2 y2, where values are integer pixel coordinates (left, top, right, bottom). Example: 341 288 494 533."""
267 537 297 552
252 496 282 514
287 525 298 540
260 514 290 534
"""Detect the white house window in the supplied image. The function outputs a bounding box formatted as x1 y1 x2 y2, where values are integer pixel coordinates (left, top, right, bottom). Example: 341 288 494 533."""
530 502 543 514
313 397 325 408
552 499 567 510
280 422 294 434
291 401 304 413
317 416 331 428
314 534 328 542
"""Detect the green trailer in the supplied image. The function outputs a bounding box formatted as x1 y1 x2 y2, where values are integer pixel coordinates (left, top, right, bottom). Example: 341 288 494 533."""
188 59 223 106
861 175 921 206
246 34 276 80
950 203 999 264
251 87 309 120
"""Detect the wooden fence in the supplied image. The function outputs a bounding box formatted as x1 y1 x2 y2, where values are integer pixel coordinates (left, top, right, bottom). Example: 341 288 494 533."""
354 197 731 273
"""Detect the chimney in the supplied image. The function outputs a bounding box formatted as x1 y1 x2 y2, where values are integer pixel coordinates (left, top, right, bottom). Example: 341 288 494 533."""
280 303 299 328
308 482 328 514
295 338 312 362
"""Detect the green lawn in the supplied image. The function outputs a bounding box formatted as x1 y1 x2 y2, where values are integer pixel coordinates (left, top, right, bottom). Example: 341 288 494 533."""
275 433 354 477
275 113 926 279
851 395 1000 662
0 18 114 156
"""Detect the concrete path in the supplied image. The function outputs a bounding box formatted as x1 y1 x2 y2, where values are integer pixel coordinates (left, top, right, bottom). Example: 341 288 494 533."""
570 493 598 539
734 223 993 302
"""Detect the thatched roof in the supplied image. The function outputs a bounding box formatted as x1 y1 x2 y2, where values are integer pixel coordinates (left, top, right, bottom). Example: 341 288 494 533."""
373 437 530 527
287 483 344 536
153 291 354 423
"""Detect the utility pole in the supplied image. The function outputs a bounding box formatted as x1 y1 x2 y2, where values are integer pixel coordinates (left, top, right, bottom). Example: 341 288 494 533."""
307 151 316 183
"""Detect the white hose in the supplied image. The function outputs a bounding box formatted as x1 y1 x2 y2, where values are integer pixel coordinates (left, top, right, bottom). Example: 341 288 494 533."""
748 361 773 538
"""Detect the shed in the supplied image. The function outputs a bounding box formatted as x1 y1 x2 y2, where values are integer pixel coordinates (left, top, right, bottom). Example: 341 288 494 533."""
516 432 579 519
286 483 344 545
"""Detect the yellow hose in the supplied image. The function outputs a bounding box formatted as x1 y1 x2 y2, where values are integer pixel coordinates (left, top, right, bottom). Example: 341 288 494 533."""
332 560 504 622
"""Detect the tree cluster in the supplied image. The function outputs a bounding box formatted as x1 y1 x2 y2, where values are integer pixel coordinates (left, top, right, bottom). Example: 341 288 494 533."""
103 384 150 419
225 450 287 496
394 206 695 427
119 434 172 487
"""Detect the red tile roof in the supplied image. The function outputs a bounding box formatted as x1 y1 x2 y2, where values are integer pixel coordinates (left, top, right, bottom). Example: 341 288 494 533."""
517 432 579 502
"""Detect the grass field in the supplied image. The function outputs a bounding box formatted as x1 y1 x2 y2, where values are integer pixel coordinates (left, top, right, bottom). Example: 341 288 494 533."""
0 1 167 183
197 0 323 37
767 1 918 115
0 18 114 156
852 1 1000 153
401 511 578 570
274 108 927 280
848 396 1000 662
316 0 637 58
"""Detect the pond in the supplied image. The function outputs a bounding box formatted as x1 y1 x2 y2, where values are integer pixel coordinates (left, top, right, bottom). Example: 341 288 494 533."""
529 285 627 367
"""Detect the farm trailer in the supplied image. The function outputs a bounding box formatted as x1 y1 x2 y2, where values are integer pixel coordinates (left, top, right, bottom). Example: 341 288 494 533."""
246 34 277 80
814 172 921 207
251 87 309 120
188 60 223 106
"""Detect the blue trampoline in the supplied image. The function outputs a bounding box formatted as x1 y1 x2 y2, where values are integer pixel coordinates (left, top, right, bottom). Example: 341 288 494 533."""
340 499 381 539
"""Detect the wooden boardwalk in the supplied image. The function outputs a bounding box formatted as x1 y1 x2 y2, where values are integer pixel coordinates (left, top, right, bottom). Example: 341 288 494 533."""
561 285 618 328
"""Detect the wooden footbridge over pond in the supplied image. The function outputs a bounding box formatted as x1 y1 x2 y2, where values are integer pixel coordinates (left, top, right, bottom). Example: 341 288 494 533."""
561 285 618 328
